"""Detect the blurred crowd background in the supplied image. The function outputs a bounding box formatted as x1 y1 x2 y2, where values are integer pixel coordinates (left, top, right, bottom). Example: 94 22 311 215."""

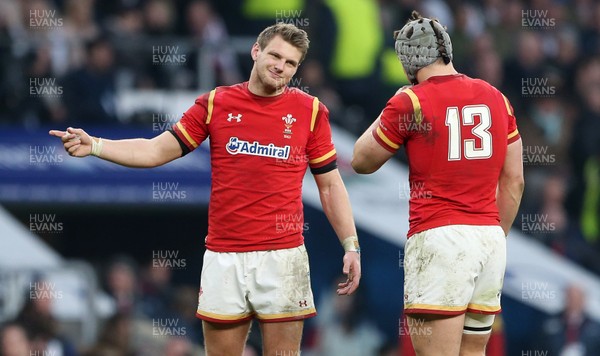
2 0 600 355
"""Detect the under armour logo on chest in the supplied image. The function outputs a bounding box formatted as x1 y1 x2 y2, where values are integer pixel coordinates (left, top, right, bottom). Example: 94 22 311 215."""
227 113 242 122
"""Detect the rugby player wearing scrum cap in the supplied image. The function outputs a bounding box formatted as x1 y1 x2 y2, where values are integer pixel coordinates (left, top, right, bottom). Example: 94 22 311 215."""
352 11 524 356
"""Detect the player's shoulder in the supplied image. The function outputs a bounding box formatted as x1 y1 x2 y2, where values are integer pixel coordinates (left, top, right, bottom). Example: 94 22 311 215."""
194 83 245 103
286 86 315 99
286 86 316 103
217 82 246 94
442 75 510 104
471 76 499 91
286 87 328 113
462 76 515 116
461 75 507 98
212 83 247 98
386 87 415 111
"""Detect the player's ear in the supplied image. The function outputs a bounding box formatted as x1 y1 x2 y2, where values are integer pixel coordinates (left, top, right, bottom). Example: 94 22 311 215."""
251 42 260 61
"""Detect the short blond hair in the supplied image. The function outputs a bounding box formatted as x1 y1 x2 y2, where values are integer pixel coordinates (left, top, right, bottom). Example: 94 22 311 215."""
257 23 310 63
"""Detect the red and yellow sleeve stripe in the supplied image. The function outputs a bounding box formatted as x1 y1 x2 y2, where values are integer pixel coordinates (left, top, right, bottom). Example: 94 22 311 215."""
403 88 422 125
507 128 520 144
174 122 198 149
309 148 336 167
501 94 520 144
310 97 319 132
376 126 400 150
372 125 400 153
501 94 514 117
205 89 216 124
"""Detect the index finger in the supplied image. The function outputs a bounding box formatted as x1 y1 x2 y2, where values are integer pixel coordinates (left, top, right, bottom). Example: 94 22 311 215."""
49 130 67 138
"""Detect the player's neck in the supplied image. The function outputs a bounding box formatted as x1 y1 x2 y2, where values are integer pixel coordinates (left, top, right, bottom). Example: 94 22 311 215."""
416 62 459 83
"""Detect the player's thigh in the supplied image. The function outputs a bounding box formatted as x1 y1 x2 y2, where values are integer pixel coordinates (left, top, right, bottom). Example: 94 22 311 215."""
202 320 252 356
259 320 304 356
407 313 465 356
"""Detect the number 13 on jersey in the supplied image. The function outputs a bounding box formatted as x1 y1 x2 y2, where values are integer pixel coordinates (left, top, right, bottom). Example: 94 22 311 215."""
445 104 493 161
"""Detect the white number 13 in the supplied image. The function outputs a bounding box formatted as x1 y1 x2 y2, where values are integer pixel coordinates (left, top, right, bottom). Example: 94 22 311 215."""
445 105 492 160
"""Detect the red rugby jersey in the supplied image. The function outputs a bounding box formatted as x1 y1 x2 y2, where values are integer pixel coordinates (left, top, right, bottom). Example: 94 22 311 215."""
170 82 337 252
373 74 520 238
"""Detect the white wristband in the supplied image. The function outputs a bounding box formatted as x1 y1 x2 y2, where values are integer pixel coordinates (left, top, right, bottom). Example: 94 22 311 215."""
342 236 360 253
91 137 103 157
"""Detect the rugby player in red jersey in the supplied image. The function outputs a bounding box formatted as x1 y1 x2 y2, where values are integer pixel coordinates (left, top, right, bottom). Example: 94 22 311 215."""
50 23 361 355
352 11 524 356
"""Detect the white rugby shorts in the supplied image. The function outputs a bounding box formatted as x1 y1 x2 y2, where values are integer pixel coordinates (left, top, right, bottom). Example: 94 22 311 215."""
196 244 316 323
404 225 506 315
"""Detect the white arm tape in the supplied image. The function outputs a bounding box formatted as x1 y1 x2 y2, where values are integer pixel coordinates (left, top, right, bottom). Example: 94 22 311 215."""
342 236 360 253
91 137 104 157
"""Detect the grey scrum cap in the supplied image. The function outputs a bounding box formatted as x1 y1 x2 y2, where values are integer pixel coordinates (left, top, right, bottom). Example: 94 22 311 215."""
394 11 453 84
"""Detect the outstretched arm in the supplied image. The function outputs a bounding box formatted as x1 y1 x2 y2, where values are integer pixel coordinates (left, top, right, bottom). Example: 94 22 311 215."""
49 127 183 168
497 138 525 236
313 169 361 295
